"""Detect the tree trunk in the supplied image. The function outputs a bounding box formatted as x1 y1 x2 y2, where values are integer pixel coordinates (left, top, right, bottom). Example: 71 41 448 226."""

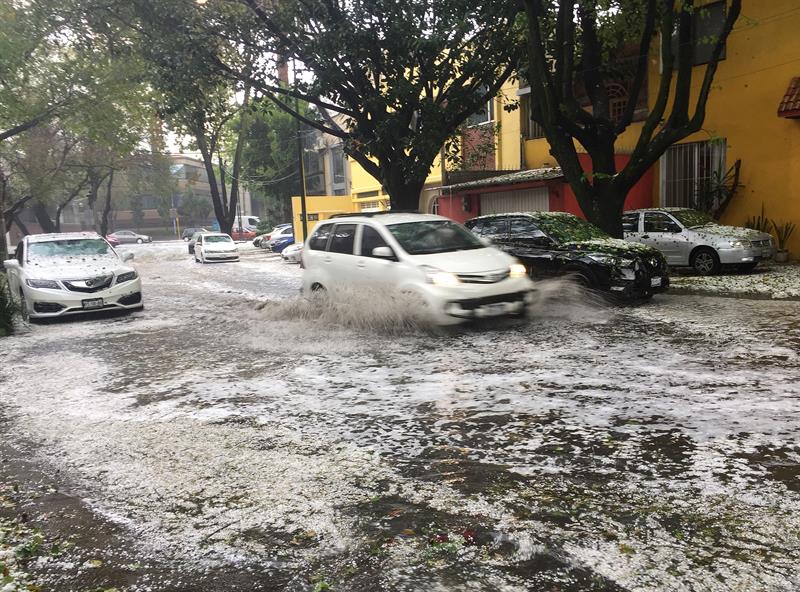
382 166 427 212
32 201 56 233
0 170 7 262
100 170 114 237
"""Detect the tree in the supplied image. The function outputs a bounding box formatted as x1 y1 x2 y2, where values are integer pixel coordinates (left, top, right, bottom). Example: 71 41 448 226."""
174 0 523 210
522 0 742 237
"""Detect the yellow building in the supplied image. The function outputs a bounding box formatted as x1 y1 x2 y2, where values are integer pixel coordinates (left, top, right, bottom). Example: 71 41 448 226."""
296 0 800 254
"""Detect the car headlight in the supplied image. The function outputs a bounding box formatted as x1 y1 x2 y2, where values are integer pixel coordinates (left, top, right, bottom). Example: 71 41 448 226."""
729 240 751 248
587 254 618 266
26 279 61 289
116 271 138 283
421 266 460 287
509 263 528 278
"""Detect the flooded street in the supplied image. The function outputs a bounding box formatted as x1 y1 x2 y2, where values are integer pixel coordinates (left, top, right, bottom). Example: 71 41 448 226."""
1 242 799 592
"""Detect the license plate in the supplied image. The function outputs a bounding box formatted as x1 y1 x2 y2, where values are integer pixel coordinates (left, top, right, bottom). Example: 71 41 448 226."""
650 277 662 287
481 302 508 317
82 298 104 310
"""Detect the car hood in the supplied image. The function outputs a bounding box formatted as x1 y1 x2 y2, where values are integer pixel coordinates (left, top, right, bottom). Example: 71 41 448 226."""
687 224 771 241
26 256 132 280
409 247 513 273
563 238 662 259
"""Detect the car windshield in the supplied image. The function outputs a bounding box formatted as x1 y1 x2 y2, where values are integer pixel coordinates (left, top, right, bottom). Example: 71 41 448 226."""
28 239 113 260
533 215 609 244
386 220 484 255
205 235 232 243
671 209 714 228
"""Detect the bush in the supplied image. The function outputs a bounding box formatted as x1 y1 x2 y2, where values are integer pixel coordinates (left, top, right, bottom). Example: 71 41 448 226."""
0 275 17 336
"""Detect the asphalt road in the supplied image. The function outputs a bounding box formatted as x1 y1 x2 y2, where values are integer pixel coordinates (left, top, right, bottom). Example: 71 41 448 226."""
1 241 799 592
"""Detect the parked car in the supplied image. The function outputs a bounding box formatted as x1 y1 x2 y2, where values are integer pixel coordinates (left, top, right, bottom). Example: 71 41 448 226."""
182 227 208 241
194 233 239 263
2 232 143 320
108 230 152 244
230 227 257 241
465 211 668 301
187 231 207 255
260 224 293 249
622 208 774 275
267 233 295 253
302 213 535 324
281 242 303 263
105 235 121 247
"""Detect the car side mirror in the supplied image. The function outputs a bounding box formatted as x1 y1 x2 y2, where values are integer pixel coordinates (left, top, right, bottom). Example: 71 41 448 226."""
372 246 395 259
122 252 134 262
3 259 19 270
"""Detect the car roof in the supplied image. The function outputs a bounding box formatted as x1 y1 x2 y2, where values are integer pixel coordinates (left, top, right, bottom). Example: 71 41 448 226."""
26 231 103 243
626 207 693 213
322 212 445 225
468 211 581 222
202 232 231 237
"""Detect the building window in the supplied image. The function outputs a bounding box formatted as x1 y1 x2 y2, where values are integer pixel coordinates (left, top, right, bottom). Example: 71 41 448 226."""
607 83 629 124
522 96 546 139
331 147 346 184
356 190 379 199
662 140 726 208
671 1 727 66
467 89 494 126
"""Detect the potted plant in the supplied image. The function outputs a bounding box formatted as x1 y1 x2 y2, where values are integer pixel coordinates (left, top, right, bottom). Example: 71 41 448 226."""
770 220 796 263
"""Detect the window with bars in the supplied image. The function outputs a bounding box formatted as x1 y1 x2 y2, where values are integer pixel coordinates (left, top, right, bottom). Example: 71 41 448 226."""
661 140 726 207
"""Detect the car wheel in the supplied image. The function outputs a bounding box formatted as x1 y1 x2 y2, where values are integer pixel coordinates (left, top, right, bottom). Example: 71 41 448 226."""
691 248 720 276
136 238 143 244
565 269 593 289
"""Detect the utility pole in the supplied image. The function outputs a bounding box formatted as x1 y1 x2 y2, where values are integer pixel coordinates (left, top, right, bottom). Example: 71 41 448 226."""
293 60 309 241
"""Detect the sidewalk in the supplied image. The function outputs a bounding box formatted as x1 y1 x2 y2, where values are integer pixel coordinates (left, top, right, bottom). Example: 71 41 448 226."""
669 263 800 300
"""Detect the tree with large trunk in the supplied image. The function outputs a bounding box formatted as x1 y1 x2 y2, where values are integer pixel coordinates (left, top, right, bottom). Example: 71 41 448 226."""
523 0 741 237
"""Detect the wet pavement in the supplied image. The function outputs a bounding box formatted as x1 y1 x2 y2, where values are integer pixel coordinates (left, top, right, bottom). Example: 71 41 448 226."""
1 241 799 591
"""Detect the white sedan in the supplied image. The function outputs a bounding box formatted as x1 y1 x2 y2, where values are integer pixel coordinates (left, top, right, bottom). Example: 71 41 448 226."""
281 242 303 263
3 231 143 320
194 233 239 263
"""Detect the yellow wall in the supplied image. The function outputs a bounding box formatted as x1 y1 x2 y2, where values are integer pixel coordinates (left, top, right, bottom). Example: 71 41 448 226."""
653 0 800 255
290 195 354 241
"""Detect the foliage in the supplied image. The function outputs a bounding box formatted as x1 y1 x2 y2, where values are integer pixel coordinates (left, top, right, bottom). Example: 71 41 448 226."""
178 189 213 226
744 203 771 233
770 220 796 252
522 0 742 237
692 159 741 220
0 275 17 336
199 0 525 209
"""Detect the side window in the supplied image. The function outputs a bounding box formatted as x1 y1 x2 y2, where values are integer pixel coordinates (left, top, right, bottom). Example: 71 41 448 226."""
644 212 679 233
622 213 640 233
360 225 389 257
328 224 356 254
308 224 333 251
465 220 483 236
481 216 508 239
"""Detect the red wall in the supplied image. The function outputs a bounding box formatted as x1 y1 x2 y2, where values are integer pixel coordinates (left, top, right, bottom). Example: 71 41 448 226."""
550 154 654 218
437 194 480 224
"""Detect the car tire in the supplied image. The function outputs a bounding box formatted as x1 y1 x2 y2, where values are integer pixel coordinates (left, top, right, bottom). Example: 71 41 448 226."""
690 248 720 276
136 238 143 244
565 269 593 289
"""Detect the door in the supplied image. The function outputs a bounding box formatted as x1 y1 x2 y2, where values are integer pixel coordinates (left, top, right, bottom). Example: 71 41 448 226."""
506 216 559 277
354 224 399 288
326 223 358 287
479 187 549 215
640 212 687 264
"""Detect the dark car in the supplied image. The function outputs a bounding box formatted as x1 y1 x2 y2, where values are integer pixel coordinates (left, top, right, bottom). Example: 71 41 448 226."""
465 211 669 300
187 231 207 255
267 234 295 253
182 227 208 241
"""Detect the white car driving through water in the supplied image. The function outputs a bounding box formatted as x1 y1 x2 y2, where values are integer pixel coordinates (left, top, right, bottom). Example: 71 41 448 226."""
3 232 143 320
193 233 239 263
301 213 535 324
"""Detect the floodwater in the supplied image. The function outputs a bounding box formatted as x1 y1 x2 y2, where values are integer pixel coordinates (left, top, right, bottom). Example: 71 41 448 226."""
1 242 798 592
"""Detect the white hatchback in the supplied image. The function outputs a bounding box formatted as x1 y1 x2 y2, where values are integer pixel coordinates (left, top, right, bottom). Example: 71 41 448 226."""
3 232 143 320
301 213 535 324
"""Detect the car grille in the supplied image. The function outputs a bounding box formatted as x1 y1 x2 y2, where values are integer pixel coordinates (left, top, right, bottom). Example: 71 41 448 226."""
63 274 114 293
751 239 771 248
457 269 510 284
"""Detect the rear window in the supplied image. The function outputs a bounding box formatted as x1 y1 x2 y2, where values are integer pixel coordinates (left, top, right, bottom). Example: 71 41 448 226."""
308 224 333 250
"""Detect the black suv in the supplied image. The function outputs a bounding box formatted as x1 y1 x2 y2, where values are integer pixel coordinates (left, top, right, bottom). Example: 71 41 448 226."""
465 212 669 300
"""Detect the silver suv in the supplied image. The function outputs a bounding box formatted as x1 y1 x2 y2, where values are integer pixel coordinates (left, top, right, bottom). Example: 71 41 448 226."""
623 208 773 275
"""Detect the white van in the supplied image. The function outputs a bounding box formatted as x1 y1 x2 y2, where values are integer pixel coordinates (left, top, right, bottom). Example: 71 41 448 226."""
301 213 535 325
233 215 260 231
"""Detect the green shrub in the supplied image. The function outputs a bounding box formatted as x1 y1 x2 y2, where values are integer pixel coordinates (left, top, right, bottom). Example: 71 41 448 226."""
0 275 17 336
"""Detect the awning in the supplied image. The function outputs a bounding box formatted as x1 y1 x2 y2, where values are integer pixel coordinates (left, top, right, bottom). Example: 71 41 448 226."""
440 167 563 193
778 77 800 119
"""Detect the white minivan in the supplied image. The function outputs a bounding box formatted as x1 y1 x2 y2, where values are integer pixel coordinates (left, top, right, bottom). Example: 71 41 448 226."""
301 213 535 324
